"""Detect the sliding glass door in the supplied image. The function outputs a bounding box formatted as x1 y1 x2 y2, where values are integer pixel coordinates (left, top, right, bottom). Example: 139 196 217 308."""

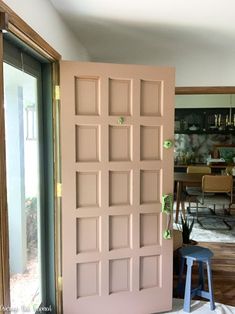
2 37 53 312
4 62 42 310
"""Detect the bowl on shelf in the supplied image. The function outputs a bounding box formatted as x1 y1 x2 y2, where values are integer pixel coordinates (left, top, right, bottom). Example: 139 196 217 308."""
188 125 198 131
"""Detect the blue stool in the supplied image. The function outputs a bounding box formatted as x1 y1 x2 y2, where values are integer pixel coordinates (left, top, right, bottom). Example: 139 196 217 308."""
178 246 215 312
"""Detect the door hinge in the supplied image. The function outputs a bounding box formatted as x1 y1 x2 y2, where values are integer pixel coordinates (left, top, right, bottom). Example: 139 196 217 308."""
57 183 62 197
58 276 63 292
55 85 60 100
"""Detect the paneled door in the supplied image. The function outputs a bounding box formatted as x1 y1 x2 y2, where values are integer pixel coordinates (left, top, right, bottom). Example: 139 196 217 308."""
60 62 175 314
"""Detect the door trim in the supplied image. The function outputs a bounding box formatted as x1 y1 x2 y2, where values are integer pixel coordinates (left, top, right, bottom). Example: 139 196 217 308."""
176 86 235 94
0 29 10 308
0 0 60 61
0 2 61 313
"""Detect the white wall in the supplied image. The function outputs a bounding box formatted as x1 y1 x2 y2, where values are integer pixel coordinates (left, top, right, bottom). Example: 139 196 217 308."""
172 52 235 87
176 94 235 108
91 46 235 87
3 0 90 60
140 48 235 87
4 1 235 86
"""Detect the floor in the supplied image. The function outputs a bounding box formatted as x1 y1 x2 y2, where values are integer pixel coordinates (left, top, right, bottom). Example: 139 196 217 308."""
173 202 235 307
173 241 235 307
163 298 235 313
198 242 235 307
10 249 40 310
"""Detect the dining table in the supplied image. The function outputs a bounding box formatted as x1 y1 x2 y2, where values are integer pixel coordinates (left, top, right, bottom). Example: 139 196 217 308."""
174 172 205 223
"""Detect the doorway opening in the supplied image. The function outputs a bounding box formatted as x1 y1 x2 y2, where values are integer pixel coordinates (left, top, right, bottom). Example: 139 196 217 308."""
174 87 235 244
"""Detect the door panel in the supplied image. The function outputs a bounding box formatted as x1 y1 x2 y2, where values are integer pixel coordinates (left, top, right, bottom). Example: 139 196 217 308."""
61 61 175 314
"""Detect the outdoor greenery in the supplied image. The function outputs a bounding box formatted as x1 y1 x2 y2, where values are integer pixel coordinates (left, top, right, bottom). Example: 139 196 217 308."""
25 197 37 256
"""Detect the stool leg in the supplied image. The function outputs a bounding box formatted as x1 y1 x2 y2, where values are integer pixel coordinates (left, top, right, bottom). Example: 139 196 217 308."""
178 256 185 297
206 260 215 311
198 261 204 290
184 259 193 313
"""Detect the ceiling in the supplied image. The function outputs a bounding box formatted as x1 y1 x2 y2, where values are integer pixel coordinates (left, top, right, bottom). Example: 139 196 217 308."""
49 0 235 64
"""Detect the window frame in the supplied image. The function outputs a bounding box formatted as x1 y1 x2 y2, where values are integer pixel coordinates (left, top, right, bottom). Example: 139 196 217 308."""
3 42 46 306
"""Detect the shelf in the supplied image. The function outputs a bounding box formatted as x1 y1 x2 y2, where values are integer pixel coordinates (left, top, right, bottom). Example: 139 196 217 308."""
175 130 234 135
174 164 235 174
175 108 235 135
174 163 234 168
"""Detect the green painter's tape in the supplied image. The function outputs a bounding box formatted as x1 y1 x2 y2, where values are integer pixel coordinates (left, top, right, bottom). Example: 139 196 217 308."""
162 194 173 214
118 116 124 124
163 140 173 149
163 229 172 239
162 194 173 240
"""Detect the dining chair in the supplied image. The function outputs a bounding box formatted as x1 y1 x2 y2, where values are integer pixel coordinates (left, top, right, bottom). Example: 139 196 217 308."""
196 175 233 228
186 166 212 212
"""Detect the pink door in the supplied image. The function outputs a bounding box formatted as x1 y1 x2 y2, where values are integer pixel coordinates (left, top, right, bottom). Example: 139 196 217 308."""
60 61 175 314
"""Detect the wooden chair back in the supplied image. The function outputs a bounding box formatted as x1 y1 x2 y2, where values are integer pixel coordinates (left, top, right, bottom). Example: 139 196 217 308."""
187 166 212 188
187 166 211 174
202 175 233 194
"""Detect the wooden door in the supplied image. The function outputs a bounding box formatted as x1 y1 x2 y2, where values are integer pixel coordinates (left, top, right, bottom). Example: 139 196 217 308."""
60 61 175 314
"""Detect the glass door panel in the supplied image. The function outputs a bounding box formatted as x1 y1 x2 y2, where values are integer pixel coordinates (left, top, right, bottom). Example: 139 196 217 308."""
4 62 42 311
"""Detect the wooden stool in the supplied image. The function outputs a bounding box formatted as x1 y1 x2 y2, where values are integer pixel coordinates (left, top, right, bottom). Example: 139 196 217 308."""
178 246 215 313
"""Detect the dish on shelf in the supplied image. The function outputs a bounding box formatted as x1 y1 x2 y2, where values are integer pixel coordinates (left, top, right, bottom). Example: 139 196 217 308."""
188 125 198 131
206 158 226 165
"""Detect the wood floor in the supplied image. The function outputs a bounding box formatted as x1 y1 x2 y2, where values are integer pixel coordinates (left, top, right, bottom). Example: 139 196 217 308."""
173 242 235 307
